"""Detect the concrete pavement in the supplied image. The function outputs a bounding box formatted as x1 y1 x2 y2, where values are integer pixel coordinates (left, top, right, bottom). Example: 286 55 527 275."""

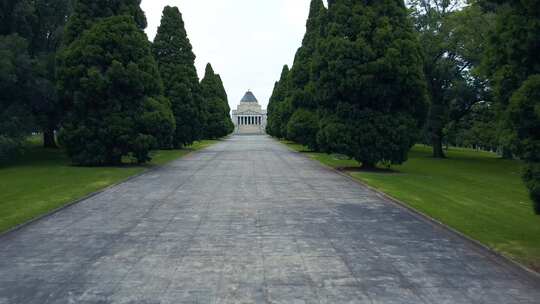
0 135 538 303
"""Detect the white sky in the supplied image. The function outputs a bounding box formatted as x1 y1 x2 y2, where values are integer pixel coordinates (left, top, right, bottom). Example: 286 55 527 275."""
141 0 315 110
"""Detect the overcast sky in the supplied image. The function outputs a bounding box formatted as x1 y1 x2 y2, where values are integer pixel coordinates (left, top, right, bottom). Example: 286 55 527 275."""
141 0 315 110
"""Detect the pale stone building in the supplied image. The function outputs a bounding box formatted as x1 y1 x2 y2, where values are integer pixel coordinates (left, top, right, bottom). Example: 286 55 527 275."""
231 91 267 135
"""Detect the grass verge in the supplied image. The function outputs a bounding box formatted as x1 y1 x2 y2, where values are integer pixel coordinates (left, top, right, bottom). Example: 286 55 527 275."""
0 139 217 233
283 141 540 271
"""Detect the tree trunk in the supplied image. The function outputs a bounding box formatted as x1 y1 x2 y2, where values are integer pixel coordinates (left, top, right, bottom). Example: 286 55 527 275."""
43 127 58 149
432 130 446 158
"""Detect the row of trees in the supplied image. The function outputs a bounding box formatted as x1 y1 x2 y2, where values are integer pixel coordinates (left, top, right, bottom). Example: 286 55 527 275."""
1 0 233 165
267 0 539 214
268 0 427 169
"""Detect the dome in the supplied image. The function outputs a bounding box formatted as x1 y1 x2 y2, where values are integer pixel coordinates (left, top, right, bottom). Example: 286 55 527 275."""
240 91 258 103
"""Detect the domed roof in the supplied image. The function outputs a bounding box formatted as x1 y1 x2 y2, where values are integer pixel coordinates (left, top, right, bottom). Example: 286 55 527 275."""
240 91 258 103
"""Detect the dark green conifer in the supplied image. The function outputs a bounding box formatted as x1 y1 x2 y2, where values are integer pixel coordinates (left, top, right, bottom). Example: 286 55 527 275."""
152 6 205 148
57 14 174 165
200 63 234 139
314 0 428 168
285 0 326 150
216 74 234 135
63 0 147 44
266 65 291 138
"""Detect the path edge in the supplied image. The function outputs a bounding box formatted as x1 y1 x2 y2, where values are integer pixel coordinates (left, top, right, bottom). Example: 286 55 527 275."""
279 139 540 282
0 142 216 239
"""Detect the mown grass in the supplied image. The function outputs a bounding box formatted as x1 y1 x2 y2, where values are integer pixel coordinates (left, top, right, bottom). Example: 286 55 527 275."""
283 141 540 271
0 138 217 233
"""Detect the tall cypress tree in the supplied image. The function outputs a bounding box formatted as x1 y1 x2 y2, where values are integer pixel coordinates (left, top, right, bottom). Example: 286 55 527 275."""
200 63 234 139
286 0 326 150
63 0 146 45
483 0 540 213
266 65 290 138
314 0 428 168
57 1 174 165
152 6 204 148
215 74 234 135
215 75 230 110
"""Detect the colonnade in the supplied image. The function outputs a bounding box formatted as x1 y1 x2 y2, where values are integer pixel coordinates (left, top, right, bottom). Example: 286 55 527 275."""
238 116 262 126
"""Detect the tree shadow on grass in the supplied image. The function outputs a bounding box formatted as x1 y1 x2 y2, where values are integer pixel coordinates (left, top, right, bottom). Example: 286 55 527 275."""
337 166 400 174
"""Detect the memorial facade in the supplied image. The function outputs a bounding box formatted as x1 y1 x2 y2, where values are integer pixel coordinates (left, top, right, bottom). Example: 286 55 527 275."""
231 91 267 135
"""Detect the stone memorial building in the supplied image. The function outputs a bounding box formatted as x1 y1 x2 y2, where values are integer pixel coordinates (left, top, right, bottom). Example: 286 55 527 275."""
231 91 267 135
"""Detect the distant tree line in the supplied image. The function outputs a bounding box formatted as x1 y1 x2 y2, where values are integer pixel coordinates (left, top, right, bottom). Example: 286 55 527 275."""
266 0 539 214
0 0 233 165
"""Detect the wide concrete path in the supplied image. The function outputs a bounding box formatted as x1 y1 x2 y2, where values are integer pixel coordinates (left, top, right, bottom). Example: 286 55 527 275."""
1 135 539 303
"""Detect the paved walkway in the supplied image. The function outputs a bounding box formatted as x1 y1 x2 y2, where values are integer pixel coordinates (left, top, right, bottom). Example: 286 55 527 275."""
0 135 539 303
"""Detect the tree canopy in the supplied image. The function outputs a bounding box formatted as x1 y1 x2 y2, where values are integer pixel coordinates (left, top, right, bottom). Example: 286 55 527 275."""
268 0 428 168
200 63 234 139
483 0 540 213
409 0 493 158
152 6 205 148
314 0 428 168
0 0 73 158
57 14 173 165
266 65 290 138
0 35 35 163
285 0 326 150
63 0 146 44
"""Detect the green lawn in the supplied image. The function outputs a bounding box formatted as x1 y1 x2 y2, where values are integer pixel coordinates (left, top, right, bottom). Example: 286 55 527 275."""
0 139 217 233
283 141 540 271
